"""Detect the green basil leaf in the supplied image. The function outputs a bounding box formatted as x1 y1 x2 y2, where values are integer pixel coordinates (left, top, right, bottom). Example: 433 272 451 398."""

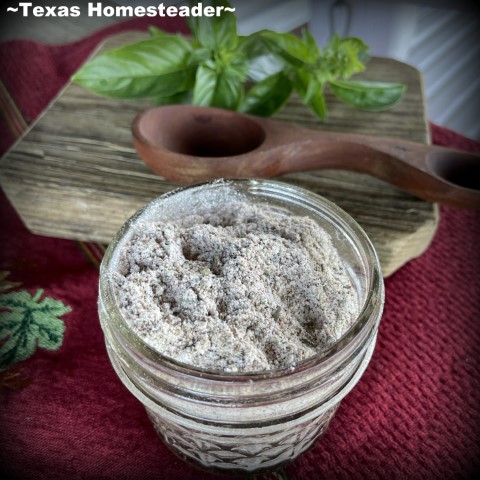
247 53 284 82
319 34 368 80
260 30 312 66
294 69 328 121
152 90 192 106
189 0 238 51
329 79 406 111
327 34 368 55
240 72 293 116
237 34 263 56
187 47 211 66
192 64 217 106
341 37 370 63
223 53 249 82
193 64 243 110
213 73 244 110
148 26 168 38
301 28 319 61
238 34 282 81
72 36 194 99
293 68 309 100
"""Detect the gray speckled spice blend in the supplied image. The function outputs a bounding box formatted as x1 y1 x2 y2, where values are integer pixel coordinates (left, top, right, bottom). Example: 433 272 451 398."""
112 201 359 372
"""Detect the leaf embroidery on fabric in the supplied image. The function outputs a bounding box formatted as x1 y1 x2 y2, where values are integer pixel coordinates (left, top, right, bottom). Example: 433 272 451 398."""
0 288 71 371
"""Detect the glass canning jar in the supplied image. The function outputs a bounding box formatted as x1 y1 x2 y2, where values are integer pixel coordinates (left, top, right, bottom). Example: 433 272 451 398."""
98 179 384 474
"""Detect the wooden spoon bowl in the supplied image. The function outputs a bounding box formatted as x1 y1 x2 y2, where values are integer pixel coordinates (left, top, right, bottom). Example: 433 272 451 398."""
132 105 480 209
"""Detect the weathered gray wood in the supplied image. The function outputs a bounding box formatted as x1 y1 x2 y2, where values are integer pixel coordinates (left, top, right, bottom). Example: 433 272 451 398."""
0 32 438 276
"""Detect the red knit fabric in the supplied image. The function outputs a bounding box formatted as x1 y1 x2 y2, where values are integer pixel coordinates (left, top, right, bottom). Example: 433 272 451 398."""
1 18 479 480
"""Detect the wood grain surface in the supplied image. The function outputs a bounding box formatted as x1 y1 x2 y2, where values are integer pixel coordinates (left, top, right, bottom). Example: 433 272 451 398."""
0 32 439 276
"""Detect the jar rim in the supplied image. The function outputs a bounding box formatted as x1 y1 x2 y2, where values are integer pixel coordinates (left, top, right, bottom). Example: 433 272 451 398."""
100 179 383 381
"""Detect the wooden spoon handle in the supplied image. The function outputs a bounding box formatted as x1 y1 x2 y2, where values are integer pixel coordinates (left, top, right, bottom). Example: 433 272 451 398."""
262 128 480 209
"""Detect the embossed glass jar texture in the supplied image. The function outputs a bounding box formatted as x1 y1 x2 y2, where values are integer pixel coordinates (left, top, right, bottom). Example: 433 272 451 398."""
98 180 384 474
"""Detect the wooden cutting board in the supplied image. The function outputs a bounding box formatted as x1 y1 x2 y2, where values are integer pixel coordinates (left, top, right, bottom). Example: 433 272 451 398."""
0 32 438 277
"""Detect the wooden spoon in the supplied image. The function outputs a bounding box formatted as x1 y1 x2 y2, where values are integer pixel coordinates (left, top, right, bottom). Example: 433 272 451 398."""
132 105 480 210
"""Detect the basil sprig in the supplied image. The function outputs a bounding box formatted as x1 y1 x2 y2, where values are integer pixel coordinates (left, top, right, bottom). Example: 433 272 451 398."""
72 0 406 121
72 35 195 99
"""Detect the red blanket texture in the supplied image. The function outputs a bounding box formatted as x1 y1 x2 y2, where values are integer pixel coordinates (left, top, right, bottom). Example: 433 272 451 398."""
1 17 479 480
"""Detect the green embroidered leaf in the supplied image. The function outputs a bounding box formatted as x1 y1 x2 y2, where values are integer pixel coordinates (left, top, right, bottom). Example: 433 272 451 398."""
0 312 20 338
0 290 34 309
35 317 65 350
0 329 36 370
0 289 71 371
